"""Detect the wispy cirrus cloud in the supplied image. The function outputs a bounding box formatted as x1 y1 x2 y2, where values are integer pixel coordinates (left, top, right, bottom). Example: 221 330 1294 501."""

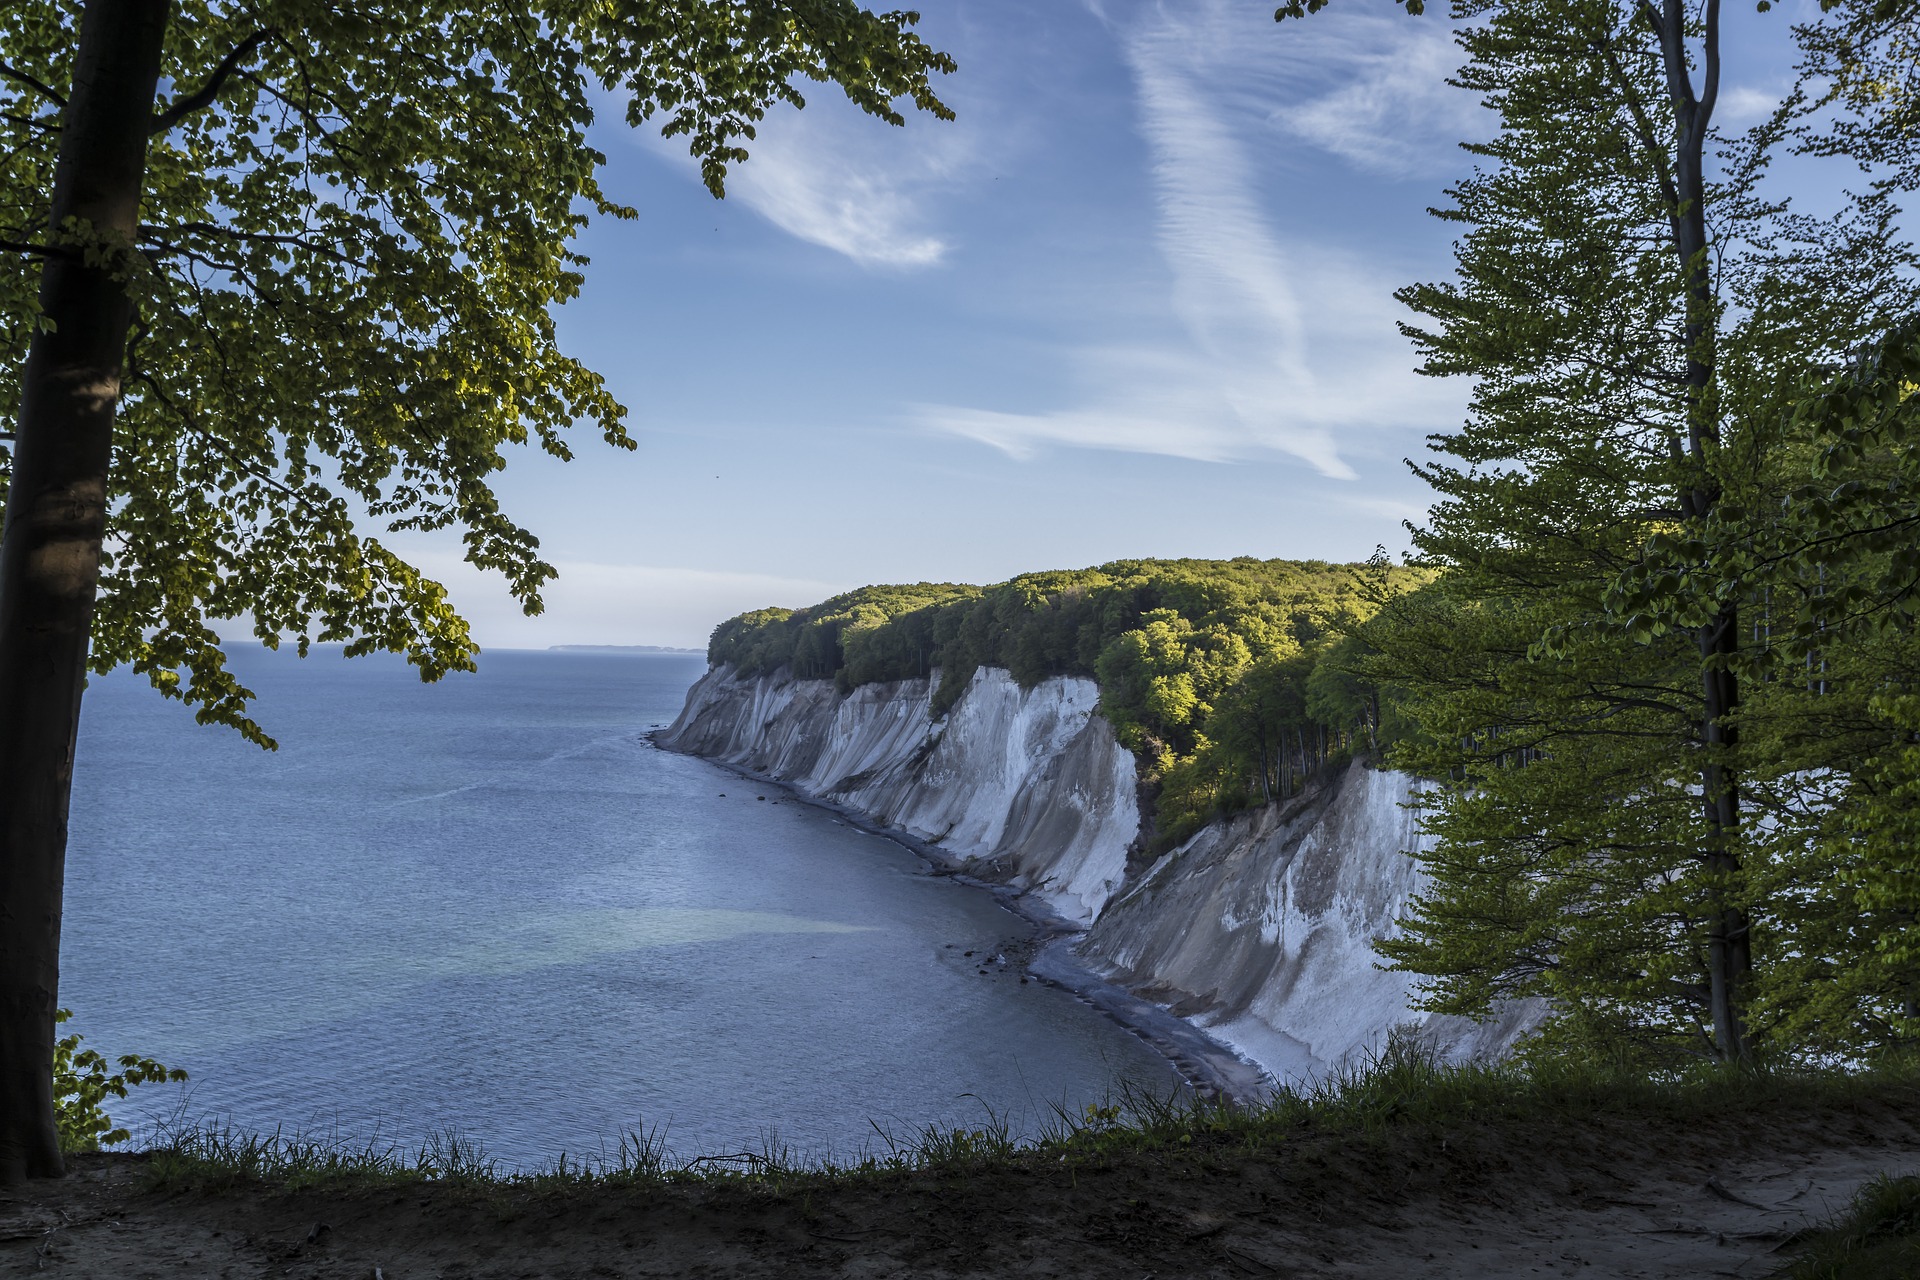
1282 17 1487 179
918 1 1476 477
726 103 967 267
627 85 973 269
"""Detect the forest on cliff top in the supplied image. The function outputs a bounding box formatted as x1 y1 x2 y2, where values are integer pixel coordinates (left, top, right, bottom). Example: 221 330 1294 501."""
706 556 1414 846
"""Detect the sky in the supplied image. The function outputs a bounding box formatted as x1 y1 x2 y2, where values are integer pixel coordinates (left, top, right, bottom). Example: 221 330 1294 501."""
395 0 1816 651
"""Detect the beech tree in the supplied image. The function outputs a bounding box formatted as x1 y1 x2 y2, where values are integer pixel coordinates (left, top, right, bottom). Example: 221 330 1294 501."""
1605 2 1920 1053
1283 0 1920 1062
1610 319 1920 1051
0 0 952 1182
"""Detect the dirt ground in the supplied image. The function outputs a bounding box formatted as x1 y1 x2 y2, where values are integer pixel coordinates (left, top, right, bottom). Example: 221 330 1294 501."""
2 1093 1914 1279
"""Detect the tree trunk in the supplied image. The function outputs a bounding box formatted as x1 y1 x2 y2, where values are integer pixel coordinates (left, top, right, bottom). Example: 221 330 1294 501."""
1653 0 1751 1060
1700 611 1750 1058
0 0 168 1183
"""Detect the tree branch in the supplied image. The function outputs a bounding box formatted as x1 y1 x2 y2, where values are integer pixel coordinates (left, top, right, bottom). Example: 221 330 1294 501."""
1637 0 1667 46
138 220 362 267
150 30 273 135
1698 0 1721 131
0 236 72 259
1 109 58 135
0 60 66 108
1590 33 1681 213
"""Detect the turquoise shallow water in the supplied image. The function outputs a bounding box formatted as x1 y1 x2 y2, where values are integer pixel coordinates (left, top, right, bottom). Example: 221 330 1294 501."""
58 647 1177 1169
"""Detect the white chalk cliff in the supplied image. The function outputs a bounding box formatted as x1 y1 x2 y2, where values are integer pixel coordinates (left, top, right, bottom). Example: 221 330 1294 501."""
660 665 1137 924
659 663 1538 1086
1082 767 1540 1081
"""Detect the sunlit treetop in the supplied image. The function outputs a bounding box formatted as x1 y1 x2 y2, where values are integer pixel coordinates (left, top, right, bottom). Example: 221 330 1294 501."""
0 0 953 744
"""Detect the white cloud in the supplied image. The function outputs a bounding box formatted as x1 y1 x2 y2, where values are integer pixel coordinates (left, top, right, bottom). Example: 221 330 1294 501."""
1281 18 1487 179
727 110 958 267
627 87 969 268
1716 84 1788 129
915 340 1357 476
1130 31 1312 392
1119 3 1486 180
1331 491 1432 527
917 1 1469 477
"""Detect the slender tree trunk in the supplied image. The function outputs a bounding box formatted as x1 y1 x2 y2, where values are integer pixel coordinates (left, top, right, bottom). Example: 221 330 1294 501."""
1699 611 1749 1057
0 0 168 1183
1652 0 1750 1060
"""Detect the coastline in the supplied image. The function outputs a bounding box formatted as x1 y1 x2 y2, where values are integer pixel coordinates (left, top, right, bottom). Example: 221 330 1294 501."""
644 729 1274 1105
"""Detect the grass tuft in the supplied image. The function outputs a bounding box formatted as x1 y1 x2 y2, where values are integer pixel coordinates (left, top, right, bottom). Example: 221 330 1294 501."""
137 1041 1920 1201
145 1120 422 1193
1773 1174 1920 1280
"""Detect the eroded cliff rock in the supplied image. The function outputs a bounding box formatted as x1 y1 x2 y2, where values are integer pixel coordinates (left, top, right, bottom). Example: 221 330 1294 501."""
659 663 1538 1085
1081 762 1540 1080
659 664 1136 924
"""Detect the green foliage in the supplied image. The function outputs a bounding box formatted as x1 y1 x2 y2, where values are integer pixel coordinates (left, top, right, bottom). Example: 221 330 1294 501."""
707 557 1428 847
1602 312 1920 1059
1607 321 1920 655
53 1009 186 1153
707 583 976 683
1738 657 1920 1056
0 1 953 744
1348 0 1920 1064
1369 582 1741 1063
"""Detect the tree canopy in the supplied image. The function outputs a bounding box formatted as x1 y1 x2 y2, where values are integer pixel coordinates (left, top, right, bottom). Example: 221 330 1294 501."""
706 556 1427 849
0 0 952 1184
0 0 953 743
1291 0 1920 1065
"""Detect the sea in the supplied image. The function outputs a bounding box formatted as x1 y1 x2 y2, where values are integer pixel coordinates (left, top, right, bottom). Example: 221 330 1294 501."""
59 647 1179 1170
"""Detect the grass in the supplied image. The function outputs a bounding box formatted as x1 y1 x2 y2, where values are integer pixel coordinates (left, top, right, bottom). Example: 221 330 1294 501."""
130 1041 1920 1202
142 1121 509 1192
1773 1175 1920 1280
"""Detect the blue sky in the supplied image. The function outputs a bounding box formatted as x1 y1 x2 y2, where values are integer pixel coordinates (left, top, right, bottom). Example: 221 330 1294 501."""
395 0 1814 651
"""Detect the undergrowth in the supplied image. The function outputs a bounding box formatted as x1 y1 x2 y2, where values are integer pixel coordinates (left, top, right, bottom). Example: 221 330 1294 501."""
136 1041 1920 1200
55 1009 187 1152
1774 1174 1920 1280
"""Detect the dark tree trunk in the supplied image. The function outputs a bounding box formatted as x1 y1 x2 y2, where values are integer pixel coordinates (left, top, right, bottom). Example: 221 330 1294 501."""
0 0 168 1183
1651 0 1750 1060
1699 612 1749 1058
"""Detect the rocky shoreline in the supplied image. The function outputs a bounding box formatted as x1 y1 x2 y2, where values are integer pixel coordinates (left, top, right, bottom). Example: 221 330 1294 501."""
656 662 1543 1087
643 729 1274 1102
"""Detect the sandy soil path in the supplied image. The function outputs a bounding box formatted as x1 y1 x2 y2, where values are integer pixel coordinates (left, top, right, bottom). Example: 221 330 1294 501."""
1 1098 1912 1279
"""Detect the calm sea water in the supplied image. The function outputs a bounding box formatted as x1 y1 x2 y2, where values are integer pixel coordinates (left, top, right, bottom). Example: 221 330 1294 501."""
59 647 1177 1169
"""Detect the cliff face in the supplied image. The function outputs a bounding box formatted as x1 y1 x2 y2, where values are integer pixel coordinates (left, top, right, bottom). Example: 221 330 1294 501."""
659 664 1537 1084
659 665 1137 925
1081 764 1540 1080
